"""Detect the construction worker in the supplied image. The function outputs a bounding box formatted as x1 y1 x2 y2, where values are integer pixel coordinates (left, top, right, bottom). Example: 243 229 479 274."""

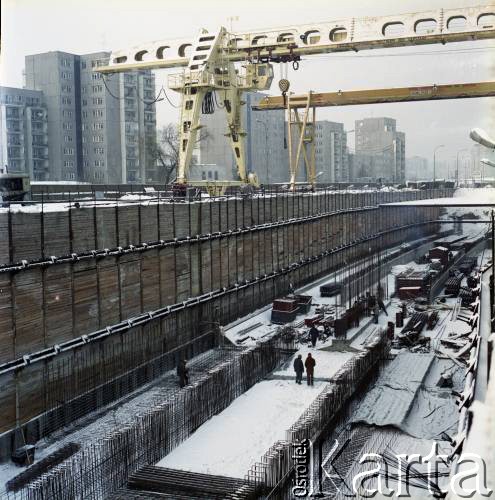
305 353 316 386
293 354 304 384
353 300 360 327
377 297 388 316
309 325 319 347
367 293 376 316
177 359 189 388
373 303 380 324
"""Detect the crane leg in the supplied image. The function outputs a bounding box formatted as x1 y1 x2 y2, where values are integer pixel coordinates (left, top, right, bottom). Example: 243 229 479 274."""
223 88 248 184
177 87 206 184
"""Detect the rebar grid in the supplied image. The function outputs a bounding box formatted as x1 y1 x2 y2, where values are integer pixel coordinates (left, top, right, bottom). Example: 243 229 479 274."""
245 331 390 493
8 335 296 500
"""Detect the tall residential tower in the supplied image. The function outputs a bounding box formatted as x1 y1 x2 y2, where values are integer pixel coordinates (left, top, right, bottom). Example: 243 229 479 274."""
25 51 157 183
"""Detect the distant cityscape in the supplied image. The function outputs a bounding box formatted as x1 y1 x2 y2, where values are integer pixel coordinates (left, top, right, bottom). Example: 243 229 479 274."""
0 50 490 185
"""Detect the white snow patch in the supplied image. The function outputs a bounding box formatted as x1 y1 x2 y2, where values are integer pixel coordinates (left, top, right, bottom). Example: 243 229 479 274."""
157 377 326 478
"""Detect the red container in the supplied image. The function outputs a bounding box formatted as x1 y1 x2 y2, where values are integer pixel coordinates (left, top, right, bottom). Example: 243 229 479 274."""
272 298 298 312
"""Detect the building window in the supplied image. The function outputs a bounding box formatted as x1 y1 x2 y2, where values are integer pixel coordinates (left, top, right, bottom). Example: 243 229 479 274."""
94 147 104 154
7 135 21 145
61 71 72 79
62 122 73 130
61 58 71 67
82 111 88 118
94 160 105 167
64 147 74 155
65 172 76 180
64 160 74 167
92 85 103 93
6 107 19 118
92 122 104 130
92 109 103 117
62 110 73 117
82 99 87 106
81 61 87 69
62 97 72 105
93 97 103 105
92 135 103 143
64 135 73 142
91 73 102 80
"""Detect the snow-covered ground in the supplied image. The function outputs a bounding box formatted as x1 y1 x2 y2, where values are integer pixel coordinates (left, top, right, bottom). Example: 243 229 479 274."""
157 378 326 477
157 347 353 478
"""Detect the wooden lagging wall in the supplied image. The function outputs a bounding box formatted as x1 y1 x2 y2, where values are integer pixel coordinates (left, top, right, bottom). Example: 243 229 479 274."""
0 191 449 442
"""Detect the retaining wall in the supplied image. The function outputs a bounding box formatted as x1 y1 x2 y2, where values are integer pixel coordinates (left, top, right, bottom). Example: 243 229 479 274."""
0 190 449 446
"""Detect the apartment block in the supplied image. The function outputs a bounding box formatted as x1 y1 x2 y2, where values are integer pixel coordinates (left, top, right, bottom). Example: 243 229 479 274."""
25 51 157 183
0 86 48 180
354 117 406 183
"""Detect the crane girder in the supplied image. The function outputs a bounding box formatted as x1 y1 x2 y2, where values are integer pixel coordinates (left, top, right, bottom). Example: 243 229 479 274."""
96 5 495 74
94 5 495 188
253 81 495 110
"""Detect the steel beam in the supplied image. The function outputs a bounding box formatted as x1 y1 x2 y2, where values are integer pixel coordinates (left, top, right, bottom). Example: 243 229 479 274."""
253 81 495 110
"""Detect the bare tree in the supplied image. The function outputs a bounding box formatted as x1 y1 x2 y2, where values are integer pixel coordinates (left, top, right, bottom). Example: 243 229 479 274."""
150 123 209 184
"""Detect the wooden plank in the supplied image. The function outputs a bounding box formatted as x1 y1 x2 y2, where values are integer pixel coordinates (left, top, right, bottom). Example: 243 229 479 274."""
158 204 174 241
200 241 212 294
117 205 140 247
141 250 160 311
73 261 99 335
0 274 14 363
0 212 10 265
44 265 73 345
11 212 42 263
13 269 44 356
119 255 142 319
17 363 45 424
96 207 117 250
43 211 70 258
98 257 120 327
71 206 95 254
159 246 176 305
140 205 159 243
174 204 190 239
0 374 16 433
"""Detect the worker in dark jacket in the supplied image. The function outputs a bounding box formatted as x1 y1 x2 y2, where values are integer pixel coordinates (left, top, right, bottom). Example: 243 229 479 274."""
177 359 189 388
293 354 304 384
309 325 319 347
377 297 388 316
367 294 376 314
305 353 316 386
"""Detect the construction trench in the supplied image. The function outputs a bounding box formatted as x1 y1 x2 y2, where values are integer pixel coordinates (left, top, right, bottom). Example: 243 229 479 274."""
1 187 477 498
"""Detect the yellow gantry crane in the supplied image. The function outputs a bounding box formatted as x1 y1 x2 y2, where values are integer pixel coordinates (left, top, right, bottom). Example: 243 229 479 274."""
96 5 495 190
254 82 495 188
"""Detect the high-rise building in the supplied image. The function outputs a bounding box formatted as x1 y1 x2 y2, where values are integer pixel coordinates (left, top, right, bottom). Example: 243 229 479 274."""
406 156 429 181
198 92 288 184
314 121 348 182
0 86 48 180
24 51 157 183
354 117 405 183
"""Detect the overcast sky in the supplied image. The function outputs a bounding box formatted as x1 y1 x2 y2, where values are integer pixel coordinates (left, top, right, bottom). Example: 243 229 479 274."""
1 0 494 164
